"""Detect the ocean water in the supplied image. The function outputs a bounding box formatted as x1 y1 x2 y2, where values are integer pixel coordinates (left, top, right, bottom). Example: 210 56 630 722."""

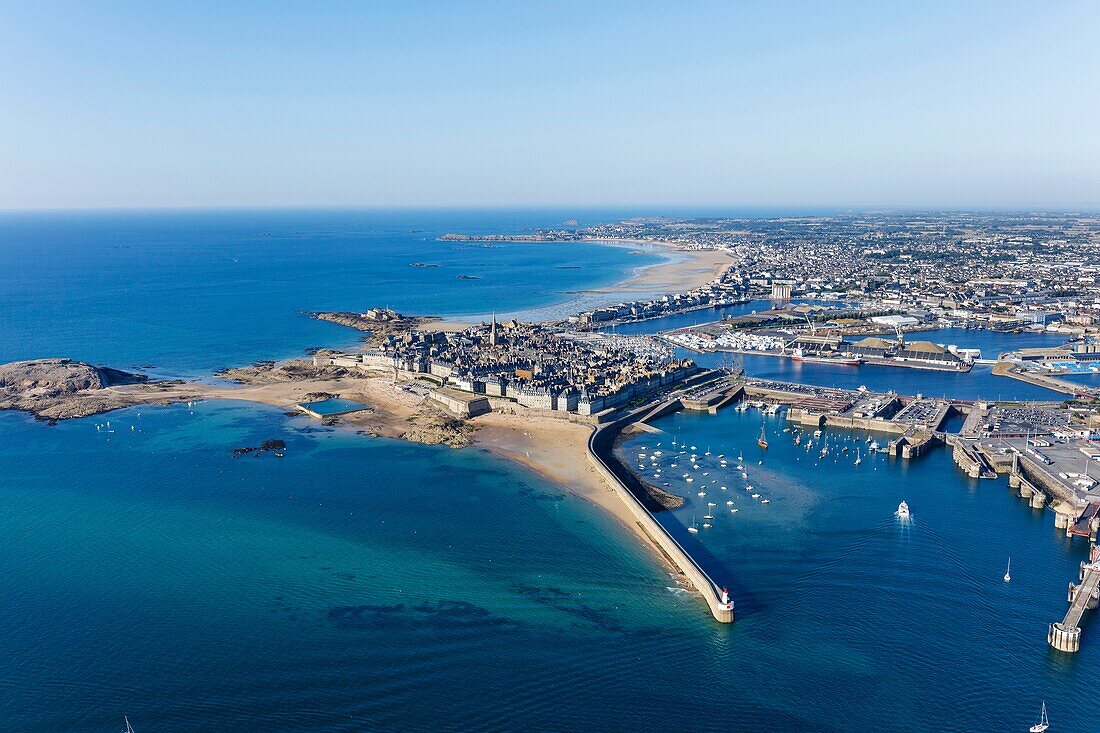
0 209 663 378
0 211 1093 731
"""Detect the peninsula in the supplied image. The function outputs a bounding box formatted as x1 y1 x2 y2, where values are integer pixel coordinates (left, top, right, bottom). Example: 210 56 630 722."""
5 214 1100 632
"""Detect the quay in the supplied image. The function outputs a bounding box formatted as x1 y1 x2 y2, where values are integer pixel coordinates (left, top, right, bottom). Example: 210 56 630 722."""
587 400 734 623
1049 545 1100 653
992 361 1094 397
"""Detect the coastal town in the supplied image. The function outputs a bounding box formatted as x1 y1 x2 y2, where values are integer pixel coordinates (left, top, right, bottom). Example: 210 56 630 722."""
5 212 1100 651
461 211 1100 334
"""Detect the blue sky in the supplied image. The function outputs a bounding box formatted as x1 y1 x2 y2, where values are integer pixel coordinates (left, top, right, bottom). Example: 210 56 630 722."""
1 1 1097 209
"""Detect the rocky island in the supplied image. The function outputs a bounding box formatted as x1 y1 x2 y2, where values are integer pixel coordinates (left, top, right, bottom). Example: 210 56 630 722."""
0 358 163 421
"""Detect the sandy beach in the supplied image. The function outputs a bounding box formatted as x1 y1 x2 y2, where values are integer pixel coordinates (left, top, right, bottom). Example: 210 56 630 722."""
424 239 734 331
582 239 733 297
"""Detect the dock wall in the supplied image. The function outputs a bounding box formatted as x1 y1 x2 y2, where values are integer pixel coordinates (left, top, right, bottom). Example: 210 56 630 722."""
992 362 1091 396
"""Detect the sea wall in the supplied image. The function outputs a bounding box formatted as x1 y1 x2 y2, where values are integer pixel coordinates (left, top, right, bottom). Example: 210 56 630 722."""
588 417 734 624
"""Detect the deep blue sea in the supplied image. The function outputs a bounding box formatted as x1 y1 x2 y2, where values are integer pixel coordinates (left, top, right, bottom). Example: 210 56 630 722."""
0 211 1091 731
0 209 664 377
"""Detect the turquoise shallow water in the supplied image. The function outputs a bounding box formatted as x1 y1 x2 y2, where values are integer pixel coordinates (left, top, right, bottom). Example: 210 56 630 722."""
0 404 701 731
0 211 1094 731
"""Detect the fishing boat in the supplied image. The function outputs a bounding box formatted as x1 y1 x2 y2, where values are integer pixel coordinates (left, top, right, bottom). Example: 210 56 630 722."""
1004 557 1012 583
688 517 699 534
896 500 910 519
757 424 769 450
1029 701 1049 732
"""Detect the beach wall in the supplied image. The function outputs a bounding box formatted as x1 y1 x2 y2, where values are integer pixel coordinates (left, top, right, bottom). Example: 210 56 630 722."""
588 418 734 623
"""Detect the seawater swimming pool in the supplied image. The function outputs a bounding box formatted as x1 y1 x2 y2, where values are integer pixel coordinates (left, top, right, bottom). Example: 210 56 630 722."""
296 397 367 416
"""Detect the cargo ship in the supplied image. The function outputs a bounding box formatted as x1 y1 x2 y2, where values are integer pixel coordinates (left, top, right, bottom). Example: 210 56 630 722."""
789 348 862 366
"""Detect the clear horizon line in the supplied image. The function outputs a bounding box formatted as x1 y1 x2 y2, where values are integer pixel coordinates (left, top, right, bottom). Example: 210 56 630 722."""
2 202 1099 215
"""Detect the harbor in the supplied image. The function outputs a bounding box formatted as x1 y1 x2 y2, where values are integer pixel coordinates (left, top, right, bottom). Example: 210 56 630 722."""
599 371 1100 654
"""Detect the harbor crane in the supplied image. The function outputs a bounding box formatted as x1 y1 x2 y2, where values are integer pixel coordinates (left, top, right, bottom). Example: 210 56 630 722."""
893 322 906 349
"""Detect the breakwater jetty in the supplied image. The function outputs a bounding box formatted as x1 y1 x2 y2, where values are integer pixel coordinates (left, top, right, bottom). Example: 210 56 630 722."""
1049 544 1100 653
588 403 734 623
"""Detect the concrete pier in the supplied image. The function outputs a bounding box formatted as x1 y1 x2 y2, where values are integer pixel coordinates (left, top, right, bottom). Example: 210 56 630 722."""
588 409 734 624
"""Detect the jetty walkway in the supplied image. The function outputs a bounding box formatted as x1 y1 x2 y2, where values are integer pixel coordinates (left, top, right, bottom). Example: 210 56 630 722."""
587 401 734 623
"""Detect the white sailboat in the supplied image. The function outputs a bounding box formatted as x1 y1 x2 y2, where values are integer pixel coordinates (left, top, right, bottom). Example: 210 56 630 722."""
1029 701 1049 732
854 448 862 466
1004 557 1012 583
123 717 136 733
687 516 699 534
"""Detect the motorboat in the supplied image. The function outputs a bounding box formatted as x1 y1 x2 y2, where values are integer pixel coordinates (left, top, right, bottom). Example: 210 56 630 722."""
896 500 910 519
1004 557 1012 583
